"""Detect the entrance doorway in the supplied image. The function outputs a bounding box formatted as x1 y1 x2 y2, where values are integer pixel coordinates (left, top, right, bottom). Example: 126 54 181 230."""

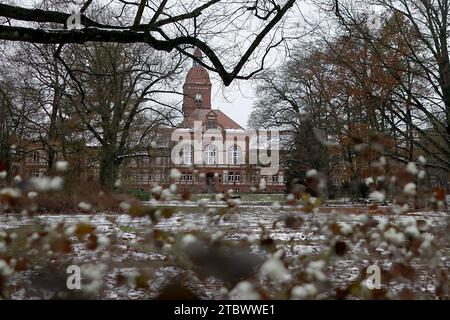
206 172 215 193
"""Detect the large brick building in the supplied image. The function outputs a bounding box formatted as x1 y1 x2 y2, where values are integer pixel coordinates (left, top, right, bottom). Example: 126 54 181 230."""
13 49 285 194
123 49 285 194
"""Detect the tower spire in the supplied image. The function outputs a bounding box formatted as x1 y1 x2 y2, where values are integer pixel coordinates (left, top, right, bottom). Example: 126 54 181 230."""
193 48 203 66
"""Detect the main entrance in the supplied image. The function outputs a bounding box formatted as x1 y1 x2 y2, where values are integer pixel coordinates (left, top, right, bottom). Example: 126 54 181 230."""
206 172 215 193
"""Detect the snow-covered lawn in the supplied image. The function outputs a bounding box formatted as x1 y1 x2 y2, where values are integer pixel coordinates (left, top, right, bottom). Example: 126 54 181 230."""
0 203 448 299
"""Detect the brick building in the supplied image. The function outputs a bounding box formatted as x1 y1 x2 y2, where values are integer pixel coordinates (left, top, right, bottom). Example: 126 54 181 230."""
123 49 285 194
12 50 285 194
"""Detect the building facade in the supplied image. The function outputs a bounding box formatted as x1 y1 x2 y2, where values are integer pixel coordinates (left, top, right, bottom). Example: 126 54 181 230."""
123 49 285 194
11 49 285 194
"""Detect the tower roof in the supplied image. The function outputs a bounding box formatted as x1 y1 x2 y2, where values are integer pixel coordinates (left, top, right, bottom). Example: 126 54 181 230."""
184 48 210 85
184 65 211 86
193 48 203 58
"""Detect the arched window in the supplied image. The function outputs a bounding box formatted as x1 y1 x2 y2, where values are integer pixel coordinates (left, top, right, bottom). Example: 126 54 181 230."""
204 145 217 165
195 93 202 101
179 145 193 164
228 145 241 165
32 152 40 163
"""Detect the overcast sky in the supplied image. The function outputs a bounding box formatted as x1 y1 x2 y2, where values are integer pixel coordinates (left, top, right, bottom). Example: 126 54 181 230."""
209 76 256 129
12 0 319 129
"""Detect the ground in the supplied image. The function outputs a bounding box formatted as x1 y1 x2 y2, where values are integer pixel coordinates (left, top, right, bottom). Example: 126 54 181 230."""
0 196 449 299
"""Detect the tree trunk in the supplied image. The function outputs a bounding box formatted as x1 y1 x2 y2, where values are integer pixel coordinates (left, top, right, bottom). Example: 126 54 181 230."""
46 57 61 175
99 148 117 190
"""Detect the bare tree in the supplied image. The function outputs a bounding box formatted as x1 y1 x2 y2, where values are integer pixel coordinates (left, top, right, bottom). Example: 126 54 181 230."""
58 42 184 189
0 0 301 85
327 0 450 171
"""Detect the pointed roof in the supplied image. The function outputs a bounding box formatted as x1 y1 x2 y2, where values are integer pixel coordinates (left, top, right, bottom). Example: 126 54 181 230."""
184 66 211 85
193 48 203 58
184 48 210 85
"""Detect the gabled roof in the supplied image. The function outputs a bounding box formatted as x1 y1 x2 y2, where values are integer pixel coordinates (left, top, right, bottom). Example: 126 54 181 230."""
178 109 244 130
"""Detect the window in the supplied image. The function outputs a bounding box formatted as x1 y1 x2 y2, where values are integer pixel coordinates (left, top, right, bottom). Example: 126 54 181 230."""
32 152 40 163
187 173 193 181
207 119 217 129
180 172 186 181
226 172 240 183
30 170 40 178
229 145 241 165
179 145 193 164
195 93 202 101
250 176 256 183
272 175 278 183
204 145 217 165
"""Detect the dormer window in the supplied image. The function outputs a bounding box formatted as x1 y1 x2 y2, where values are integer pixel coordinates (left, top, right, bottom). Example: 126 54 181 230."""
207 119 217 129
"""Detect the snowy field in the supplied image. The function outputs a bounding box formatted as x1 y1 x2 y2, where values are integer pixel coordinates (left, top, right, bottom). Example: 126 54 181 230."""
0 202 449 299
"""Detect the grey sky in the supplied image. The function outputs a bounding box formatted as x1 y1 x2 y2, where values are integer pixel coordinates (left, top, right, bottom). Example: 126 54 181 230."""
210 77 256 129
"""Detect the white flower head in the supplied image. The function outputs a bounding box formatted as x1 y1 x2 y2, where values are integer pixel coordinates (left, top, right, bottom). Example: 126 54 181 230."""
383 227 405 246
119 201 131 211
418 170 426 179
229 281 261 300
0 187 22 199
198 198 208 207
306 169 318 178
55 161 69 172
27 191 38 199
406 162 419 175
306 260 327 282
272 201 281 210
369 190 385 202
291 284 318 299
286 193 295 202
405 225 420 239
260 256 291 282
49 176 64 191
170 168 181 180
418 155 426 164
0 259 14 276
338 222 353 235
403 182 416 196
31 177 64 192
78 201 92 212
182 234 197 247
259 178 267 190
